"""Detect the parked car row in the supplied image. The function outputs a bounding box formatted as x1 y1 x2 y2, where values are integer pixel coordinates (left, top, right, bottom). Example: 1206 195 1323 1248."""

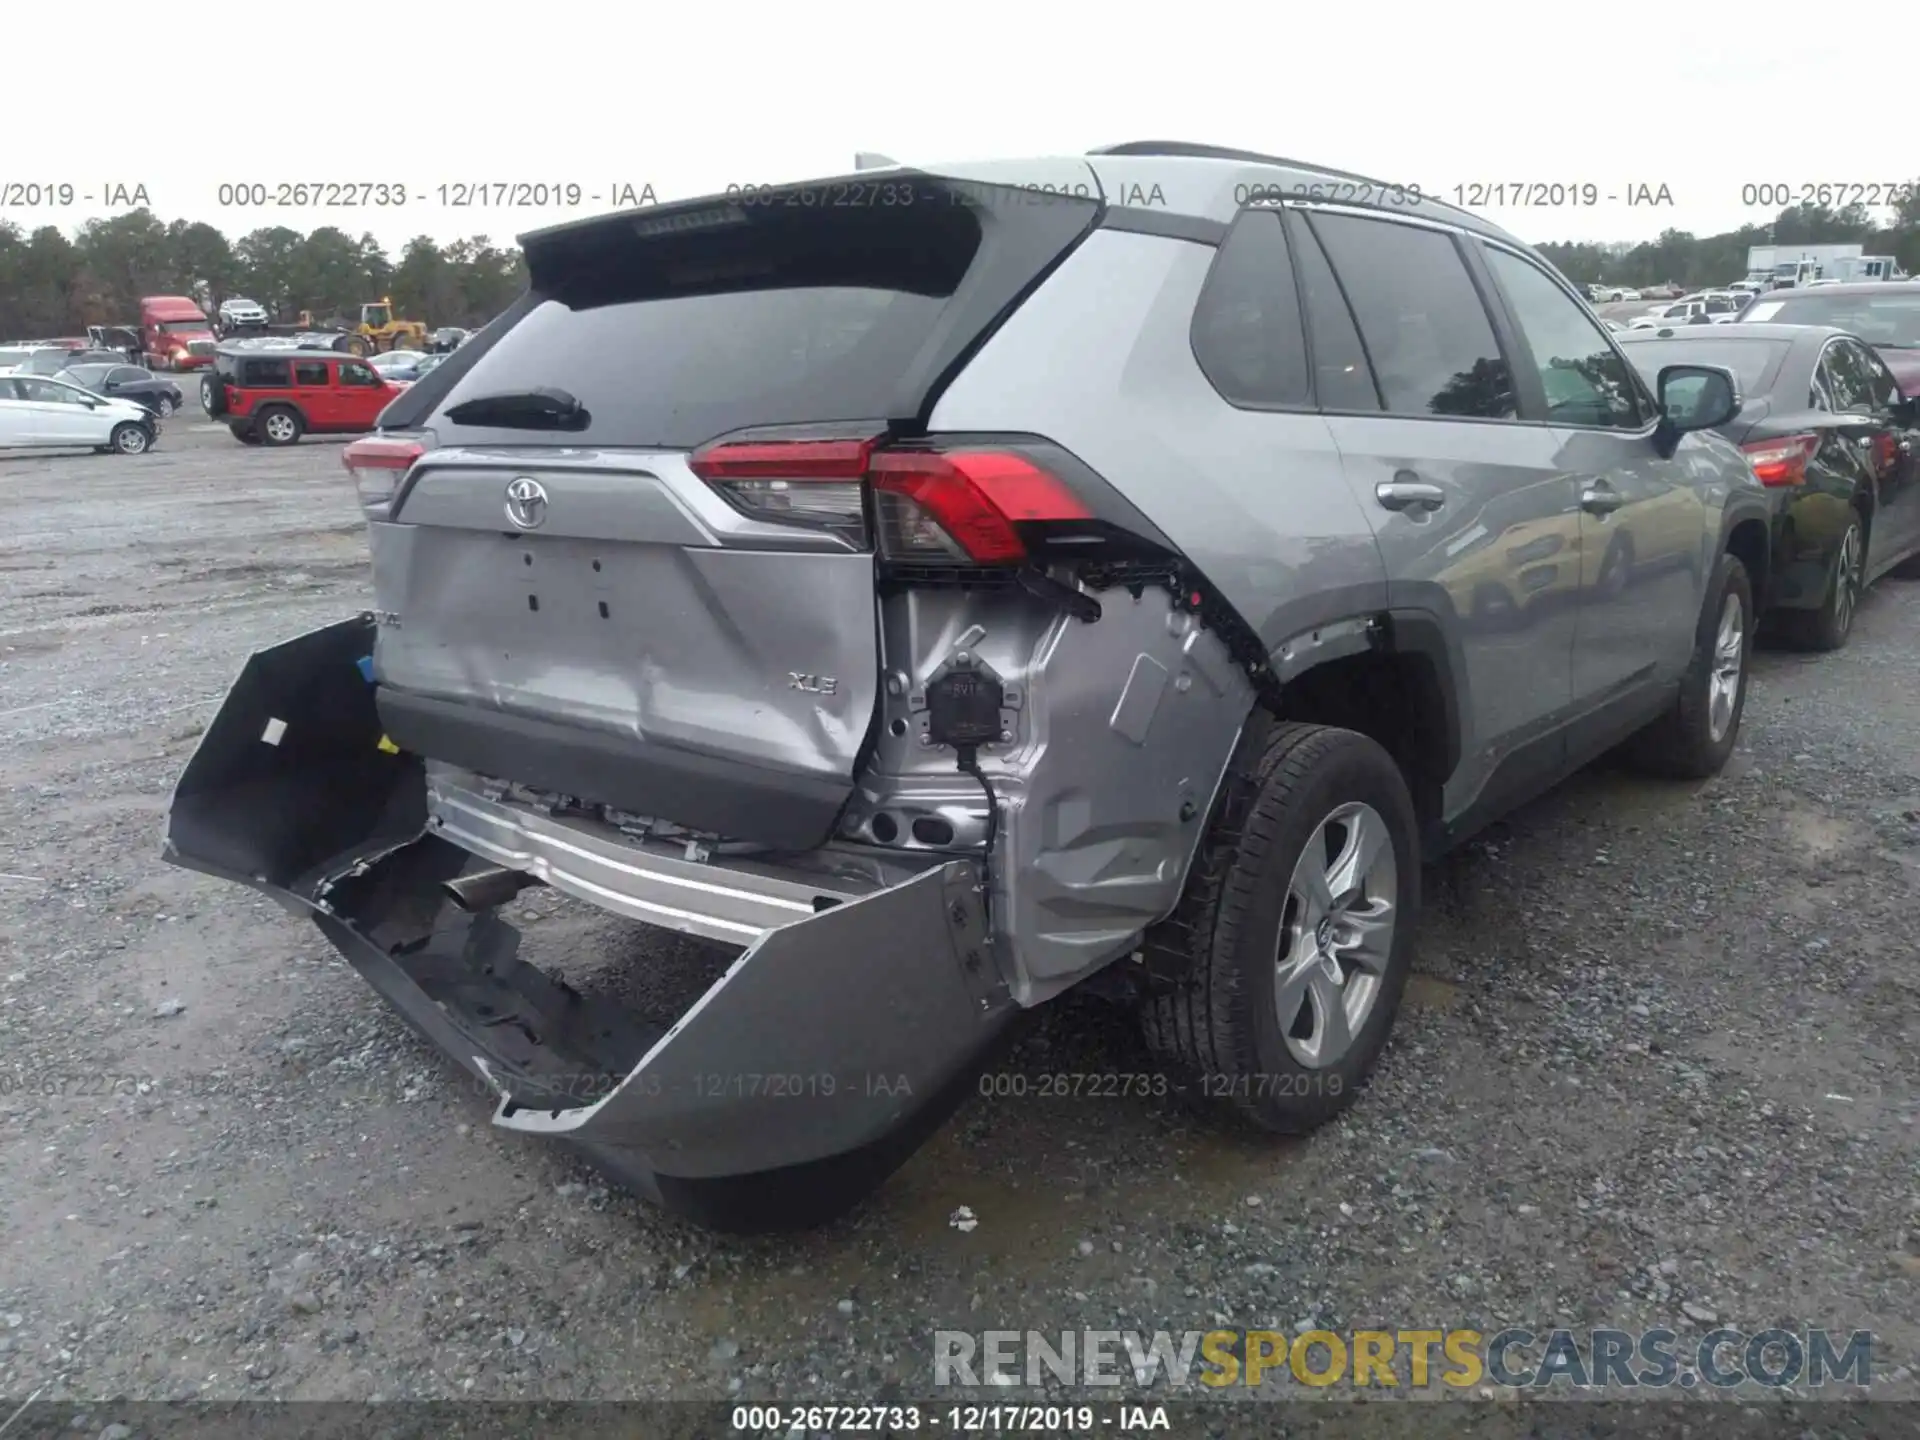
1619 318 1920 650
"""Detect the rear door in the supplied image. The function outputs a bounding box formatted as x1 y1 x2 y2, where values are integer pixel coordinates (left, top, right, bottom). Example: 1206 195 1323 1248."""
1290 205 1578 816
369 174 1100 848
290 358 336 428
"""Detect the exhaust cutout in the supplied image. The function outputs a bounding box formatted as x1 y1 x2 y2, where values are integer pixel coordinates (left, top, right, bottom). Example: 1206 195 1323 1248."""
442 866 544 913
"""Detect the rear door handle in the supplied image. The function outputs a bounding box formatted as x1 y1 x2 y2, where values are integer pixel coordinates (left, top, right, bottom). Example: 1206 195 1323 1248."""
1580 484 1625 515
1374 479 1446 512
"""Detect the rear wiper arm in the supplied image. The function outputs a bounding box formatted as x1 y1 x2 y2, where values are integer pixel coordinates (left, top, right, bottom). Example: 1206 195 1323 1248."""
443 387 589 431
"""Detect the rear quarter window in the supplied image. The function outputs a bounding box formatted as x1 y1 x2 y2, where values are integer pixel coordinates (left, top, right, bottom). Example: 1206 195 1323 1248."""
239 358 292 387
1190 210 1309 408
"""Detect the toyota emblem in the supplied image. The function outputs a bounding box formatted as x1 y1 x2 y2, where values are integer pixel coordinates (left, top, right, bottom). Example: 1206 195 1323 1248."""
504 477 549 530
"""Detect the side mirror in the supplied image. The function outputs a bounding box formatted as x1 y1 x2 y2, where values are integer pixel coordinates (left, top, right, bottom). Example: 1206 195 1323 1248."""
1894 393 1919 426
1652 364 1741 458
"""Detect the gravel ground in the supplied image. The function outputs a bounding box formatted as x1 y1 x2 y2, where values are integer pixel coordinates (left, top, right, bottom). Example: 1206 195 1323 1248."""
1 425 1916 1414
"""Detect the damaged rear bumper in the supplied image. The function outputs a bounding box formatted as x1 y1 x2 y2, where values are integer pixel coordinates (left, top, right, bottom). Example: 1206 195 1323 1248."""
164 615 1017 1230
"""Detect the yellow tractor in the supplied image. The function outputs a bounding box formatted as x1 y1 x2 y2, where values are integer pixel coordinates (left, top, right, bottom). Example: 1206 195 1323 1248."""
293 298 429 356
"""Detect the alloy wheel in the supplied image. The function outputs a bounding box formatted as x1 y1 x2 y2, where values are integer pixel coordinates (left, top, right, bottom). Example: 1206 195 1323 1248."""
1273 801 1398 1069
1832 523 1863 640
1707 591 1744 743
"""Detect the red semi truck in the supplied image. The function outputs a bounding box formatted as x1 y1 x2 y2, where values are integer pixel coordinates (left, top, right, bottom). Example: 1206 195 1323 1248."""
138 296 218 372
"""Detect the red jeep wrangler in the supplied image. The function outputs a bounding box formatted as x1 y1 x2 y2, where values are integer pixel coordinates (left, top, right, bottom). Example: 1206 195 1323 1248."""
206 346 403 446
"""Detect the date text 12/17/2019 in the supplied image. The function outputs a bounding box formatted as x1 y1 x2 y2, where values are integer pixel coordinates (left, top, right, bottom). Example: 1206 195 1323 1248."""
211 182 658 209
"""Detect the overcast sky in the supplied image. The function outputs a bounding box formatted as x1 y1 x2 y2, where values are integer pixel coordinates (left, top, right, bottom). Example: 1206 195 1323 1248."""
6 4 1910 256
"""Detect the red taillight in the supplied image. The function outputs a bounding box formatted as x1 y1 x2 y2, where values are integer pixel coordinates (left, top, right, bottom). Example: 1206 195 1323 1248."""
1740 433 1819 487
869 450 1091 563
342 436 425 513
688 438 874 480
690 438 1092 564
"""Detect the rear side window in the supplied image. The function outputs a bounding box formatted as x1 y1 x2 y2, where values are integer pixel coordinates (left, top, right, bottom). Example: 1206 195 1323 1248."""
294 361 328 385
1286 213 1380 412
1306 213 1516 421
240 358 291 387
1190 211 1308 408
414 183 1097 449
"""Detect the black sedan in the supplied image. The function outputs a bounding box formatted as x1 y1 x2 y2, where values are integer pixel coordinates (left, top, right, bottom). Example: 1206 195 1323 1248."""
1619 322 1920 650
57 362 187 419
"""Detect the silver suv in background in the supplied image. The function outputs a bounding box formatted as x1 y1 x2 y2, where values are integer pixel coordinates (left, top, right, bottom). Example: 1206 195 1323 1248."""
165 143 1772 1231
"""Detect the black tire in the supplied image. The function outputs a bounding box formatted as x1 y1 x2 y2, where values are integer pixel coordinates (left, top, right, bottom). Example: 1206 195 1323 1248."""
154 394 175 418
230 422 263 446
1622 551 1753 779
110 422 150 456
1777 511 1864 652
257 405 302 446
1889 549 1920 581
1139 721 1420 1135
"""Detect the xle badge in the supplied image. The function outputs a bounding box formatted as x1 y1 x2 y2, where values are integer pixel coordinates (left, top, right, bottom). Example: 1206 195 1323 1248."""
789 673 839 695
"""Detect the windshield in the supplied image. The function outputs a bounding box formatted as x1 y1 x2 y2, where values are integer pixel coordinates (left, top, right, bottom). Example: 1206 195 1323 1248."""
0 348 29 367
364 307 391 327
157 320 208 334
1620 337 1794 398
1739 292 1920 347
25 350 77 375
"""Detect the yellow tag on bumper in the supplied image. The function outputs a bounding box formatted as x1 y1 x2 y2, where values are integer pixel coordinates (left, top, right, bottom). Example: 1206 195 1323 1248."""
377 735 399 754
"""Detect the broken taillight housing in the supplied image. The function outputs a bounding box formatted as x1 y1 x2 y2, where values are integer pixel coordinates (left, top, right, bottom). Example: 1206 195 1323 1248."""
689 436 1093 563
342 435 426 518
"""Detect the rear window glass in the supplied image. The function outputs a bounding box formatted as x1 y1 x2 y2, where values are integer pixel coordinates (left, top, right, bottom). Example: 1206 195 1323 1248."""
1740 291 1920 347
1618 337 1793 397
427 204 990 450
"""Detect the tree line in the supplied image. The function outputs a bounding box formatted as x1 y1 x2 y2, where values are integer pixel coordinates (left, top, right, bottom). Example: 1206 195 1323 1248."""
7 192 1920 340
1536 192 1920 288
0 209 527 338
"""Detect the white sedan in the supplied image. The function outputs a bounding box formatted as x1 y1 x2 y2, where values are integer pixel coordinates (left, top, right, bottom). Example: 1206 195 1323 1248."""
0 374 158 453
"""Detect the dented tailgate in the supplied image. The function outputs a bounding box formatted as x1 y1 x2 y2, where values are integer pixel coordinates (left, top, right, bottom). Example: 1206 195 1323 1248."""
372 449 878 849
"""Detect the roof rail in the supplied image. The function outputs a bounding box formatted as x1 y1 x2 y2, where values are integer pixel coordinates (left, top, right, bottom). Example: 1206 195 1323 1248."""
1087 140 1476 219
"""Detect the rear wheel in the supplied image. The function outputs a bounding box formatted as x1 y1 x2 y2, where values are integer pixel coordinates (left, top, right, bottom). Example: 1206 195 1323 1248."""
1139 722 1419 1135
258 406 302 446
1622 551 1752 778
346 336 370 357
110 422 150 455
1779 512 1864 652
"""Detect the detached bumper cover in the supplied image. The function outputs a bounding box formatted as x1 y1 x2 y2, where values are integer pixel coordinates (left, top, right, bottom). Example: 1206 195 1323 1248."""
164 615 1017 1229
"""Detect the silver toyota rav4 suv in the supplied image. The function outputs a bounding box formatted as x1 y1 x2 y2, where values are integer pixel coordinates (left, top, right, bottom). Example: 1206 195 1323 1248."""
165 142 1772 1231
